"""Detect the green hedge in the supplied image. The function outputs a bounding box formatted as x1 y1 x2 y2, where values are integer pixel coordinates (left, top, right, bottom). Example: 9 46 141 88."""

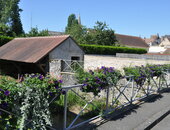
0 35 14 46
80 44 147 55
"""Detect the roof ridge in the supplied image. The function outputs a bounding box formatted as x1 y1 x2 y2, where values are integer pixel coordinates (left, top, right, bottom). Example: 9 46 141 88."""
116 33 142 39
15 35 70 40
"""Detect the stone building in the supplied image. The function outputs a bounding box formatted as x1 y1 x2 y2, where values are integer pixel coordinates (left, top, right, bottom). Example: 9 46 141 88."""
0 35 84 77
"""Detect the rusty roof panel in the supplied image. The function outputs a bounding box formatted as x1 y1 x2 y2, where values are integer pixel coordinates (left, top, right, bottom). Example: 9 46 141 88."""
0 35 69 63
116 34 149 48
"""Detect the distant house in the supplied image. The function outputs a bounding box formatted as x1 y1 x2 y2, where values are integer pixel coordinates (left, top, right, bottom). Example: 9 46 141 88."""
0 35 84 77
159 36 170 48
115 34 149 49
144 34 161 46
146 35 170 54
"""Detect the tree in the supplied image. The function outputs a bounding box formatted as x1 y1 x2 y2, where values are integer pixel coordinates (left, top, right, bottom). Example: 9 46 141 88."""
10 0 24 36
65 14 87 44
65 14 118 46
0 0 23 36
85 21 118 46
67 24 87 44
26 27 49 37
65 14 78 33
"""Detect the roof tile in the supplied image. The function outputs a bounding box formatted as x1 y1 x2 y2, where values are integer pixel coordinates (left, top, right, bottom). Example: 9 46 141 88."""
116 34 149 48
0 35 69 63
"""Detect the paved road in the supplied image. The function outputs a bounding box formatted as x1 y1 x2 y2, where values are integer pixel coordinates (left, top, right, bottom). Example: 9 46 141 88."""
94 89 170 130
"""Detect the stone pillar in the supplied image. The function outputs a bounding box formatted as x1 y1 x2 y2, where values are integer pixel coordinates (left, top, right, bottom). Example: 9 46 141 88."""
49 59 61 76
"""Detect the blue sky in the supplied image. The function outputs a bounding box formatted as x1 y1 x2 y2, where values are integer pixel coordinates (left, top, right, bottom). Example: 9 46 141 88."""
19 0 170 38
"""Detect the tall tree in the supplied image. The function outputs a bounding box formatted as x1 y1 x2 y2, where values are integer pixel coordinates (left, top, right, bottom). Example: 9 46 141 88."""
65 14 88 44
10 0 24 36
0 0 23 36
65 14 78 33
85 21 118 46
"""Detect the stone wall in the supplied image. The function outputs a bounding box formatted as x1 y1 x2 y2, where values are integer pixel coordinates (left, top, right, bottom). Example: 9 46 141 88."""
84 54 170 71
116 53 170 61
49 60 61 76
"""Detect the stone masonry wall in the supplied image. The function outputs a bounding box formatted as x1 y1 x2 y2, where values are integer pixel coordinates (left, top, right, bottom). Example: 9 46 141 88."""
84 54 170 71
49 60 61 76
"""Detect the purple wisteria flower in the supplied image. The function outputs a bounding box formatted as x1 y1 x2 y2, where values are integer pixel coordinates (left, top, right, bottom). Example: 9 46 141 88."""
83 83 87 87
31 74 37 78
4 90 10 96
101 66 105 69
54 80 58 84
62 90 66 95
1 102 8 108
59 80 63 83
55 85 59 89
38 75 44 80
89 70 94 75
49 92 54 96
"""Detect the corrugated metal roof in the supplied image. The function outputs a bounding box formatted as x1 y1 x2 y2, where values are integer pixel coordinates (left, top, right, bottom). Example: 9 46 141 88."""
0 35 70 63
116 34 149 48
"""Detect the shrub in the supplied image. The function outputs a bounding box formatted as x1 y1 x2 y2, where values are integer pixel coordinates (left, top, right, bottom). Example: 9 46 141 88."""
76 66 122 96
0 36 14 46
123 64 169 87
80 44 147 55
0 74 63 129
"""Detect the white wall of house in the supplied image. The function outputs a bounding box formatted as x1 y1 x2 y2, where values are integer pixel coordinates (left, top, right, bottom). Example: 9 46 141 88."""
159 38 170 48
49 37 84 61
148 46 166 53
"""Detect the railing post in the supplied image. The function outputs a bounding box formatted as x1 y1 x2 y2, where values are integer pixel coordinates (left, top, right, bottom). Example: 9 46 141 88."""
106 85 110 111
130 76 134 104
63 90 68 130
167 70 170 88
146 78 150 96
158 75 162 92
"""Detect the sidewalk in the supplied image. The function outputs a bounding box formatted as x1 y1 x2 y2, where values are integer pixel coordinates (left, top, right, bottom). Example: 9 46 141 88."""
94 89 170 130
151 111 170 130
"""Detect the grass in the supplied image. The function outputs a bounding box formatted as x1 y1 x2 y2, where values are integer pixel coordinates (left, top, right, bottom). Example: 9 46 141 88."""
50 91 106 118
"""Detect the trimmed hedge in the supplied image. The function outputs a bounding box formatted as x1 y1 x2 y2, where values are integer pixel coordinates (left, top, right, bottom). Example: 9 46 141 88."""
0 36 14 46
80 44 147 55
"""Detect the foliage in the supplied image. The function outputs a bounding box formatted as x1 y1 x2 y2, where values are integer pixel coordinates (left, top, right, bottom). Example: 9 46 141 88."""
66 24 87 44
0 74 63 129
80 44 147 55
65 14 118 46
0 0 23 36
0 76 19 129
0 24 12 36
123 66 147 87
123 64 169 87
0 35 13 46
85 21 118 46
65 14 78 33
26 27 49 37
65 14 87 44
76 66 122 96
10 0 24 36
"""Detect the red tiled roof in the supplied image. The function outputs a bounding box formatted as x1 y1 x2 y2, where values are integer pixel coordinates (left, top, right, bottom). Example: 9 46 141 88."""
0 35 70 63
145 53 170 55
163 48 170 54
116 34 149 48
